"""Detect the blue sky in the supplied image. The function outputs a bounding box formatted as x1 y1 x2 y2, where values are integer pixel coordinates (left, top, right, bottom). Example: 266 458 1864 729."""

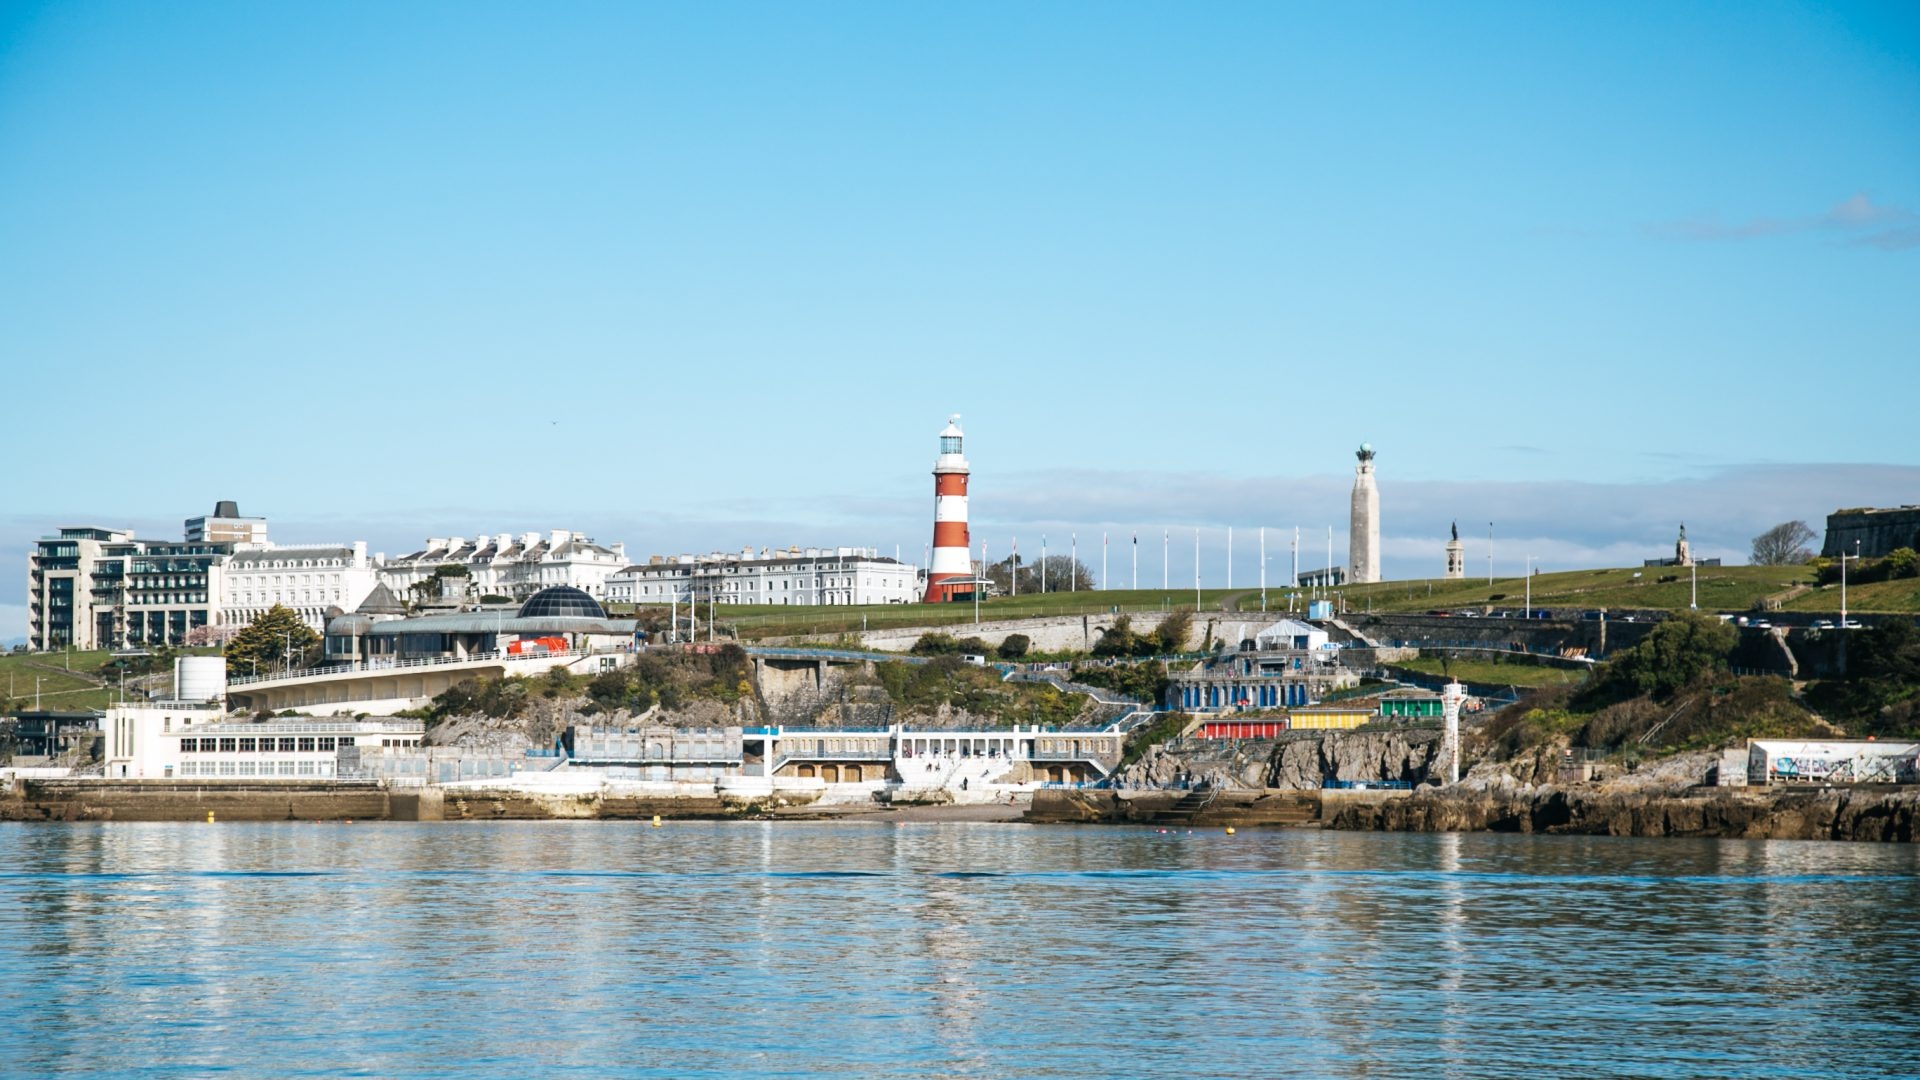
2 2 1916 637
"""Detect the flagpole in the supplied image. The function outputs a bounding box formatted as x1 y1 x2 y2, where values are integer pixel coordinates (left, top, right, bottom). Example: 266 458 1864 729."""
1194 528 1201 610
1011 536 1017 598
1260 526 1266 612
1071 534 1077 592
1101 533 1108 592
1163 530 1169 590
1042 535 1048 594
1227 526 1233 591
1132 534 1138 591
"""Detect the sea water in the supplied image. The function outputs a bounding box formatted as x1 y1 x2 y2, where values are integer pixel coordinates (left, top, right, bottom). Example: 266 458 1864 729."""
1 822 1915 1078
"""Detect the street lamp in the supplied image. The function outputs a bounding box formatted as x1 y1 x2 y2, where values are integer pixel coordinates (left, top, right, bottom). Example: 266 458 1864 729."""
1841 547 1850 629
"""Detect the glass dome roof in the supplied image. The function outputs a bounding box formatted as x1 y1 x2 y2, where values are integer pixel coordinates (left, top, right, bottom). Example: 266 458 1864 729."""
516 586 607 620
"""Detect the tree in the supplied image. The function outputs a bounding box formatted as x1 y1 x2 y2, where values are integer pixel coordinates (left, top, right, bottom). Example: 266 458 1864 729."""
409 563 472 603
986 554 1096 593
997 634 1032 660
1751 521 1816 566
224 605 322 677
1592 611 1737 700
1151 610 1193 654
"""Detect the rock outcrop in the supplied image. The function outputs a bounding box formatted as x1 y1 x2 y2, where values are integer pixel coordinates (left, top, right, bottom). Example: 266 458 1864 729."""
1116 729 1446 792
1327 785 1920 842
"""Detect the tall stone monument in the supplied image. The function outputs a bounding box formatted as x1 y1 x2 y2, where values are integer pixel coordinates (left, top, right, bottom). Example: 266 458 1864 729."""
1675 523 1693 568
1445 521 1464 579
1349 443 1380 584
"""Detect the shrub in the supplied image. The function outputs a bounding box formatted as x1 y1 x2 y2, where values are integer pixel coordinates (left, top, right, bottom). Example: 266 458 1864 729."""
997 634 1031 660
1887 547 1918 580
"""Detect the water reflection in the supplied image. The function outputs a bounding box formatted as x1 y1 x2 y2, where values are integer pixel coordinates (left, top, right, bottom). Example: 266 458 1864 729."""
1 824 1917 1078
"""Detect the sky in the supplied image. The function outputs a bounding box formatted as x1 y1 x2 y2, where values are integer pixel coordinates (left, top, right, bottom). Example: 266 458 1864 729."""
2 1 1917 639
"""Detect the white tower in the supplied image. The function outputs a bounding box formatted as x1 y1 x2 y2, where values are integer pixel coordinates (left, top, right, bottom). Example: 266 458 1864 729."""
1349 443 1381 584
1440 680 1467 785
924 415 973 602
1445 521 1465 580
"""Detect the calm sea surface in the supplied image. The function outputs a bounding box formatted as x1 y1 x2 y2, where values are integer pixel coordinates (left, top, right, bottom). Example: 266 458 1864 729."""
1 822 1915 1079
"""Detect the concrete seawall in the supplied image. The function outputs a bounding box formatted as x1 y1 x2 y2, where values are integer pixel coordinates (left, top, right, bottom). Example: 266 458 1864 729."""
6 780 390 822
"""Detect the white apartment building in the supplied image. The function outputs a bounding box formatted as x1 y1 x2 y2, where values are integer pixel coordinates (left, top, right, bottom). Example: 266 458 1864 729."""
380 530 629 600
221 542 382 635
606 546 921 607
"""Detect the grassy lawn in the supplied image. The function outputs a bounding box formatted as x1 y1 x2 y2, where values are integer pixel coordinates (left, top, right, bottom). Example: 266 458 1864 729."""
1392 656 1588 689
1276 564 1811 616
615 566 1843 644
0 647 222 713
0 649 116 711
1777 578 1920 614
618 589 1244 641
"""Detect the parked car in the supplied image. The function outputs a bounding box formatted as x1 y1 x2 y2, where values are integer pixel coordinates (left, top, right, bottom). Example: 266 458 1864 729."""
1811 619 1836 630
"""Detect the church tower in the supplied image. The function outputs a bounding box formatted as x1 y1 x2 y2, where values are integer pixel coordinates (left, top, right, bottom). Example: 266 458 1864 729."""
1349 443 1380 584
1445 521 1464 579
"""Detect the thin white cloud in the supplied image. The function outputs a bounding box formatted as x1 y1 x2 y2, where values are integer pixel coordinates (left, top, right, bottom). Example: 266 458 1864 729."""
1653 193 1918 250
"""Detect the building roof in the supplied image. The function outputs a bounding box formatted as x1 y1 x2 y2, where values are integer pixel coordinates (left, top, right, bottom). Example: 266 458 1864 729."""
227 545 356 566
355 582 408 616
518 586 606 620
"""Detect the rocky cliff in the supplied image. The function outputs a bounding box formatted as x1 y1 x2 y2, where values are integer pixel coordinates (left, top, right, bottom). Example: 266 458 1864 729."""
1117 729 1446 791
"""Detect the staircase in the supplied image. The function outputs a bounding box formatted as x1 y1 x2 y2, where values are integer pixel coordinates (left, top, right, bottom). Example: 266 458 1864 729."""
1151 784 1218 825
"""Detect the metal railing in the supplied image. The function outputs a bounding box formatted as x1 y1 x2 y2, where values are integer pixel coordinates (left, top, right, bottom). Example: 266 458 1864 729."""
227 646 631 687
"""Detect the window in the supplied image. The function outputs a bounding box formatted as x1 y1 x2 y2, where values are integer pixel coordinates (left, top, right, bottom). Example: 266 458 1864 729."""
180 738 197 753
219 738 237 752
238 738 256 752
279 737 296 752
318 737 336 751
297 737 315 752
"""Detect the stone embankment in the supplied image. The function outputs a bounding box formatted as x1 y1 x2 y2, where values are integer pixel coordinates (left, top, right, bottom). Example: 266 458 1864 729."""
1 779 825 822
3 780 389 822
1326 785 1920 842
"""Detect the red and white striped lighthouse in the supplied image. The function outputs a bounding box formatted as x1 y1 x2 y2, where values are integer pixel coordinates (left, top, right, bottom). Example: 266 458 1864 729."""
923 414 972 602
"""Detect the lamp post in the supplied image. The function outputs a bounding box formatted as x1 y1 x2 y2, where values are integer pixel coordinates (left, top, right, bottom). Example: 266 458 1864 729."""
1525 554 1533 617
1840 548 1849 629
1690 562 1697 610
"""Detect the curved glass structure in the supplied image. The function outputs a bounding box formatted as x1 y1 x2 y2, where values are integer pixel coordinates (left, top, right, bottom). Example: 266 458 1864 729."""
516 586 608 620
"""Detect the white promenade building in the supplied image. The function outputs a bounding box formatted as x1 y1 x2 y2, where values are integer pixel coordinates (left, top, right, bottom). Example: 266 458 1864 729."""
380 530 629 601
606 547 920 607
221 542 382 635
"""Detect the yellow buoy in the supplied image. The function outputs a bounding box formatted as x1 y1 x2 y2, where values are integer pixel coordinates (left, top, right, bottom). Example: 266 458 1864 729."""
651 815 663 828
206 811 215 823
1224 826 1236 835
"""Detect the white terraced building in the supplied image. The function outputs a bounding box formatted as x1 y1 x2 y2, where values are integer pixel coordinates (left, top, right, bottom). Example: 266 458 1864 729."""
221 542 382 635
605 547 921 607
380 530 629 600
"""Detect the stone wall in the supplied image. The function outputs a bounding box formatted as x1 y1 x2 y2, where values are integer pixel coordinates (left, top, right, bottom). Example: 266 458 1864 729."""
8 780 389 821
1346 612 1661 658
851 610 1209 654
1822 506 1920 559
1328 785 1920 842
